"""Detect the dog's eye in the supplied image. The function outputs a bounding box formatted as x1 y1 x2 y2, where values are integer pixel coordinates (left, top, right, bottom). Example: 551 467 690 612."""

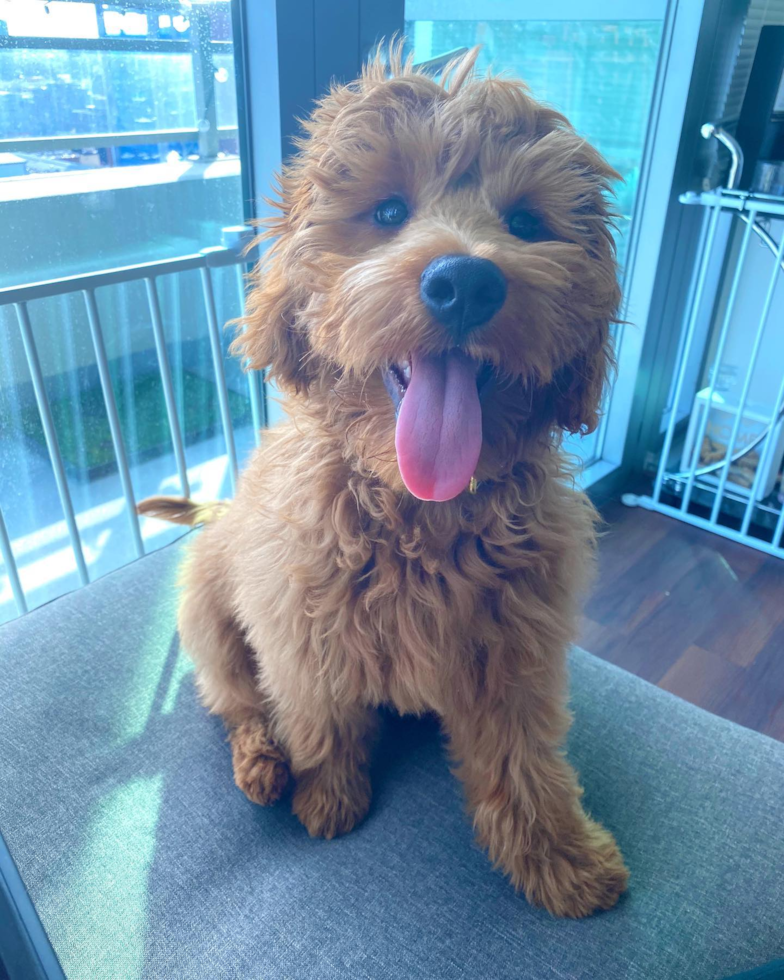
374 198 408 227
508 209 542 241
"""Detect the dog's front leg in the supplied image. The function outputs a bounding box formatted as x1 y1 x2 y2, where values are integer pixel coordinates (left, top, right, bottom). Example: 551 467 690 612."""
443 692 628 917
277 696 378 840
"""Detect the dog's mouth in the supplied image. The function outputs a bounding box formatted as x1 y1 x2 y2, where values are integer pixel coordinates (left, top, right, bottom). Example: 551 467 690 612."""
383 352 494 502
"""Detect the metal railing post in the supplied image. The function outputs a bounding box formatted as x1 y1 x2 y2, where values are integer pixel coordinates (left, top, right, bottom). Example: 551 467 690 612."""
233 262 265 442
200 251 239 491
14 302 89 586
144 277 191 498
0 505 27 616
191 5 220 160
82 289 145 558
221 226 265 444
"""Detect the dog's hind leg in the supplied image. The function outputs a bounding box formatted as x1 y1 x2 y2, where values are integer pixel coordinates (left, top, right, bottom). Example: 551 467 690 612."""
177 536 290 806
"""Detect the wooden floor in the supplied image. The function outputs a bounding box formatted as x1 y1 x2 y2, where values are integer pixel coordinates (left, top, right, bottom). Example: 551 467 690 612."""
579 499 784 742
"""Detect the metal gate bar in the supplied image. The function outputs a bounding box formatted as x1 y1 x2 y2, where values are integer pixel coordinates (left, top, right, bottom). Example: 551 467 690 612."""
652 204 723 502
633 499 784 559
713 230 784 525
0 505 27 616
83 288 145 559
144 276 191 498
14 301 90 585
680 211 756 514
233 262 265 443
200 253 239 492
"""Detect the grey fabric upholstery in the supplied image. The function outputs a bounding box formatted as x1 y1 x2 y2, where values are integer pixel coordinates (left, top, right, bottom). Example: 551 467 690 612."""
1 539 782 980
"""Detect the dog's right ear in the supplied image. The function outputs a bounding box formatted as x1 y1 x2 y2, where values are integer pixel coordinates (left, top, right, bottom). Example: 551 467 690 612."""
232 260 311 394
231 241 313 393
230 176 314 393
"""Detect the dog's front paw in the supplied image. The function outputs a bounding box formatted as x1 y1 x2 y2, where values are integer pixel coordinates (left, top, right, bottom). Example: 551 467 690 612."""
231 721 289 806
521 820 629 918
292 769 371 839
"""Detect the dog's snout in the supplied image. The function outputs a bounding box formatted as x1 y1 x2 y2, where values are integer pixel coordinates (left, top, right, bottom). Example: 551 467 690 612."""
420 255 507 340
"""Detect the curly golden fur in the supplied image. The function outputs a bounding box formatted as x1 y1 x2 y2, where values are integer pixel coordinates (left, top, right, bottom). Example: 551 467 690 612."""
149 46 629 917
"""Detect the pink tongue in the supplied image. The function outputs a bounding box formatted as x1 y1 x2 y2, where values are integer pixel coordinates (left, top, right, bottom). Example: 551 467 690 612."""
395 351 482 502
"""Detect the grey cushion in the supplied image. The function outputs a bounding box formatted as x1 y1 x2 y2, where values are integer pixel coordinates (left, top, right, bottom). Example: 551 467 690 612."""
0 539 783 980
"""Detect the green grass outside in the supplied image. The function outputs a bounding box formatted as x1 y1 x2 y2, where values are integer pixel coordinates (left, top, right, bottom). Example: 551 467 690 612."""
10 369 252 481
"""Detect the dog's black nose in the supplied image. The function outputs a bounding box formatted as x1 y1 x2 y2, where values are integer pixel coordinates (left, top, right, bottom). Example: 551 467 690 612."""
420 254 507 339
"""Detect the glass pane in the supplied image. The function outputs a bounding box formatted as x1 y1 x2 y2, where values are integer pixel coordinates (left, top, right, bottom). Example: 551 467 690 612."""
0 1 238 173
0 49 198 140
0 1 255 624
405 3 665 468
0 2 242 279
405 7 663 268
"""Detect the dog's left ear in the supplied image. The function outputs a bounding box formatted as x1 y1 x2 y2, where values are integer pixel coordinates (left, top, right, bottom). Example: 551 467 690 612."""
553 319 615 436
553 143 620 435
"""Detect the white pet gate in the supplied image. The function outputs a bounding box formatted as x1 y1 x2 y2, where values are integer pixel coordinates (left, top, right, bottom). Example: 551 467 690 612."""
629 127 784 559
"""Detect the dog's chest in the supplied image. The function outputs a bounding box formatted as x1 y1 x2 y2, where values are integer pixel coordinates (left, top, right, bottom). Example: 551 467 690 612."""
257 486 580 714
345 528 542 714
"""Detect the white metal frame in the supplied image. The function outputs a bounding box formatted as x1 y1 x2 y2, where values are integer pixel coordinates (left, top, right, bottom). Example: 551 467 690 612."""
0 0 299 626
0 128 239 155
631 187 784 559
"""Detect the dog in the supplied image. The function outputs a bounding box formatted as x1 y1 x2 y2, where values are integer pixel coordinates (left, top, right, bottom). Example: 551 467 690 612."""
139 45 628 918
